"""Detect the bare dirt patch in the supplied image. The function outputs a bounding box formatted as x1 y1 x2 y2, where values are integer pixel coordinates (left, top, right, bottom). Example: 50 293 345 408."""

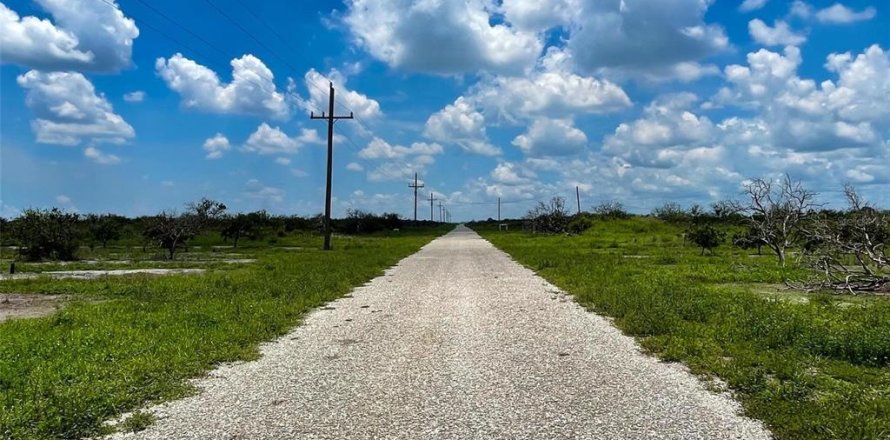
0 294 70 322
0 268 206 281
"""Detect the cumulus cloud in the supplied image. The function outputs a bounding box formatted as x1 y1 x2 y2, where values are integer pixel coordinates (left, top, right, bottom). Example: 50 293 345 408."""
242 123 322 155
346 162 364 172
123 91 145 102
748 19 807 46
566 0 729 78
296 68 381 119
739 0 768 12
0 0 138 71
816 3 877 24
512 118 588 157
244 179 285 204
156 53 289 119
342 0 542 75
358 137 442 159
424 97 500 156
604 93 717 167
16 70 134 146
83 146 121 165
202 133 230 159
358 137 442 182
715 45 890 152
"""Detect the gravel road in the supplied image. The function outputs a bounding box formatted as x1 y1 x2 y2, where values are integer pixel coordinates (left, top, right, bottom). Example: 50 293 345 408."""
110 226 770 439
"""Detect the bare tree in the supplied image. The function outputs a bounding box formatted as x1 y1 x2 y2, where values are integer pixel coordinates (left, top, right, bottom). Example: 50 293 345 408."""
592 200 628 219
143 198 227 259
525 196 570 233
738 175 819 266
797 185 888 293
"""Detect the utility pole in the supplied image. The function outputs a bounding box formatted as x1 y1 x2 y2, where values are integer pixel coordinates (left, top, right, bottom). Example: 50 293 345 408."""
429 192 437 222
310 82 353 251
437 201 444 222
408 173 424 221
576 186 581 215
497 197 501 222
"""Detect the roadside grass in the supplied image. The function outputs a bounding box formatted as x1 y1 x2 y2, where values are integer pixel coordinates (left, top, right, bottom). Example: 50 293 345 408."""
474 218 890 440
0 227 448 439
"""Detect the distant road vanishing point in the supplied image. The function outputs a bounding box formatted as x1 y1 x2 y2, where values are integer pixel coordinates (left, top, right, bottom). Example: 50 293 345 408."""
111 226 769 439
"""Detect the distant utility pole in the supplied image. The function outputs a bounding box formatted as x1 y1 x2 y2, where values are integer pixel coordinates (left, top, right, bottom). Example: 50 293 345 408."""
429 192 437 222
497 197 501 221
438 201 444 222
409 173 424 221
310 82 353 251
576 186 581 215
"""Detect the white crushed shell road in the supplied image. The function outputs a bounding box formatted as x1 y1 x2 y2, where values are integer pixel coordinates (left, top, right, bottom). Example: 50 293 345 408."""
110 226 770 440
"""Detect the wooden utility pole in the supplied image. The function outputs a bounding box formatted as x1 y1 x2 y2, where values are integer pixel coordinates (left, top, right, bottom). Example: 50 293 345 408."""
310 82 353 251
576 186 581 215
497 197 501 221
438 201 444 222
429 192 437 222
409 173 424 221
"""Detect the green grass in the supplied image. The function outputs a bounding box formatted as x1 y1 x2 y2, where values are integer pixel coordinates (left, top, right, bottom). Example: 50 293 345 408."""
473 218 890 440
0 227 448 439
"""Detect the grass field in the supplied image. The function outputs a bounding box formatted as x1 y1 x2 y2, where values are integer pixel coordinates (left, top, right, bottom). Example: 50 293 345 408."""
0 227 448 439
474 218 890 440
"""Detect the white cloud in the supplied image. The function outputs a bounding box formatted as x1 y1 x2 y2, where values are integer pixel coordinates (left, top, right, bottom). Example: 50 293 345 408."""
275 157 291 166
243 123 300 155
499 0 579 31
123 91 145 102
816 3 876 24
748 19 807 46
358 138 440 182
16 70 134 146
290 168 308 177
202 133 230 159
342 0 542 75
471 48 632 123
55 194 71 205
739 0 768 12
244 179 285 203
566 0 729 79
604 93 717 167
358 137 442 159
156 53 289 119
424 97 500 156
83 146 121 165
346 162 364 172
296 68 381 119
512 118 588 157
0 0 138 71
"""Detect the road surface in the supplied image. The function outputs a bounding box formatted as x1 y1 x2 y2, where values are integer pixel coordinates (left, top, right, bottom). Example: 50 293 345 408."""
111 226 769 439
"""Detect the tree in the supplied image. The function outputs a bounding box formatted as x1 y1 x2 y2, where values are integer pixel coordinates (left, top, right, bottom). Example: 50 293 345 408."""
687 224 725 255
85 214 123 250
592 200 628 219
221 211 268 248
143 198 226 259
526 197 570 233
12 208 81 261
732 226 766 255
737 175 819 266
652 202 688 223
798 185 888 293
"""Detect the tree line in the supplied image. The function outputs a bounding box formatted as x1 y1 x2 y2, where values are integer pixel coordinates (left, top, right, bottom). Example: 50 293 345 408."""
0 198 424 262
514 176 888 293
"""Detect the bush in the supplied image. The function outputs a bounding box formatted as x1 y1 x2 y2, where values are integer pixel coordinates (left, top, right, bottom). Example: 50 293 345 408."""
592 200 629 219
686 224 725 255
525 197 570 233
652 202 689 223
12 208 81 261
567 215 594 234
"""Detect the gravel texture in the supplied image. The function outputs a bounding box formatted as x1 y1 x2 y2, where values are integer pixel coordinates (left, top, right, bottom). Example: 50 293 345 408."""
109 226 770 439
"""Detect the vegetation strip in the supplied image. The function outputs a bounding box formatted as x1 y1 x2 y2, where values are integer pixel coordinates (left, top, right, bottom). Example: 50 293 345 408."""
473 219 889 440
0 227 448 439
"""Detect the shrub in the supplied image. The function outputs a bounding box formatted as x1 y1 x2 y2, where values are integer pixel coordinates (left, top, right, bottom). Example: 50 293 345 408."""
525 197 570 233
12 208 81 261
687 224 725 255
567 214 594 234
592 200 629 219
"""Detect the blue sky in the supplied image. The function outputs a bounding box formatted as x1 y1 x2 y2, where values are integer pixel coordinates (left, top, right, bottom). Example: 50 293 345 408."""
1 0 888 221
